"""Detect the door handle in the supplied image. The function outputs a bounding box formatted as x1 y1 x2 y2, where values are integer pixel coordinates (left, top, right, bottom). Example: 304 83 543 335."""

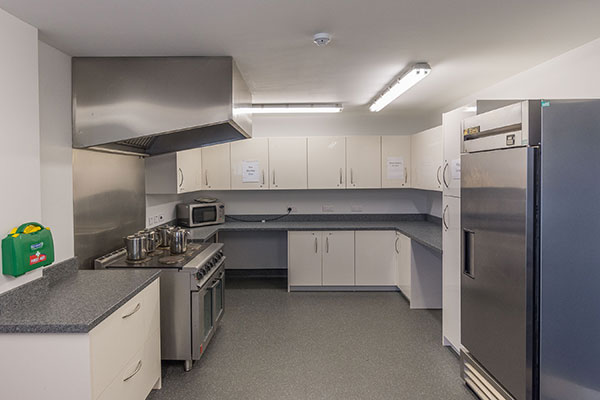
326 236 329 253
273 170 276 186
205 170 209 186
262 170 265 185
209 279 221 290
350 168 354 185
443 162 449 188
395 237 400 254
436 166 442 186
314 237 318 253
404 167 408 185
122 303 141 319
123 360 142 382
339 168 343 185
442 205 449 230
464 229 475 278
178 168 184 188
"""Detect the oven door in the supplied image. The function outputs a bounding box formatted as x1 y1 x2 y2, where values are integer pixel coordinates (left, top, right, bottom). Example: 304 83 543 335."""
191 284 214 360
211 266 225 325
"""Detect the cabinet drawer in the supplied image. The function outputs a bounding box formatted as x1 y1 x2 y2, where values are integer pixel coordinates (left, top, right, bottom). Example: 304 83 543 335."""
91 279 160 399
97 327 161 400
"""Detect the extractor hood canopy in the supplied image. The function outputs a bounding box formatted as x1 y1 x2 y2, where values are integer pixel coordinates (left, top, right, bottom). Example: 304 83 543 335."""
72 56 252 156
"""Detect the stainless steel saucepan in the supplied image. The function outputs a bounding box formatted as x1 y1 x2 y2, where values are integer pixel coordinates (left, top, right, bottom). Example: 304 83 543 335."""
170 227 191 254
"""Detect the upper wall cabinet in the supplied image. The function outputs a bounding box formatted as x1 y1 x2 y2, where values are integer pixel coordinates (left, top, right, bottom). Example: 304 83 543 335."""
230 138 269 190
442 107 475 197
308 137 346 189
201 143 231 190
411 126 443 191
381 135 411 188
268 137 308 190
346 136 381 189
145 148 202 194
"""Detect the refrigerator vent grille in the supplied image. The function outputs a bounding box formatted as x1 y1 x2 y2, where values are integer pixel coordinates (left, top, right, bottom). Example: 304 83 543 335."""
461 351 515 400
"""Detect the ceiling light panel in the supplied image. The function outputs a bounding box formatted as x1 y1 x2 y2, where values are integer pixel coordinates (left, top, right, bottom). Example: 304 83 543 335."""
235 103 343 114
369 63 431 112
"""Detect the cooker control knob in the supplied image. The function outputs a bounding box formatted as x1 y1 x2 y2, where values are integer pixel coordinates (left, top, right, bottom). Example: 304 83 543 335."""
196 270 204 279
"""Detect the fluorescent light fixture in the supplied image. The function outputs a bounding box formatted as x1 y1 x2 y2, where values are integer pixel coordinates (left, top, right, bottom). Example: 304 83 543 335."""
235 103 343 114
369 63 431 112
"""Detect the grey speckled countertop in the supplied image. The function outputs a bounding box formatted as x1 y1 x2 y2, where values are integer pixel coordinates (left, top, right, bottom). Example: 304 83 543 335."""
0 267 160 334
190 215 442 253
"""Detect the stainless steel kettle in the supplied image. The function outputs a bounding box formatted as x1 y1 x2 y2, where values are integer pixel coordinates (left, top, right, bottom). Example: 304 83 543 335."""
170 228 190 254
124 234 148 261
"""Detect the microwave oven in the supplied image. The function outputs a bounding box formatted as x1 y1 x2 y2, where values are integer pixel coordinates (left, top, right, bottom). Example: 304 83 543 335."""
176 202 225 227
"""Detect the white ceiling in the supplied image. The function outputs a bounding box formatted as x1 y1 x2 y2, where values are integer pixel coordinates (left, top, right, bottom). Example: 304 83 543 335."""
2 0 600 123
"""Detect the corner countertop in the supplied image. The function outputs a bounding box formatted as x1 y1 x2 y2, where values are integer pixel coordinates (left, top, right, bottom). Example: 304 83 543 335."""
0 269 160 334
189 215 442 253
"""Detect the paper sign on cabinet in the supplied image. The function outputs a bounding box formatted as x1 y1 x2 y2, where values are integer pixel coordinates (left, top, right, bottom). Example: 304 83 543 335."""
451 158 461 180
386 157 405 180
242 160 260 183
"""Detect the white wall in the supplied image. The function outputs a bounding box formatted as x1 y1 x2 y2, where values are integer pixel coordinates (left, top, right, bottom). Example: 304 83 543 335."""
0 9 42 293
39 42 74 264
449 36 600 109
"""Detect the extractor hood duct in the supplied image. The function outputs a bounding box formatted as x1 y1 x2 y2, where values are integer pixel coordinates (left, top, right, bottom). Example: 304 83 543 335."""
72 57 252 155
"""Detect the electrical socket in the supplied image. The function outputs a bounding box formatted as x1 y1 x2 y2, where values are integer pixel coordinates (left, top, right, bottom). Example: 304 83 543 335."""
322 205 334 212
288 206 297 213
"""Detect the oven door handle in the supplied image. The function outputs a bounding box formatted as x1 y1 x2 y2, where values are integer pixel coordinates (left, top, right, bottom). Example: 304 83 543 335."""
209 279 221 289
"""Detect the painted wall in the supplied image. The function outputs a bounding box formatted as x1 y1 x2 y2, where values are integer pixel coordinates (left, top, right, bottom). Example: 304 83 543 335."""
0 9 42 293
39 42 74 264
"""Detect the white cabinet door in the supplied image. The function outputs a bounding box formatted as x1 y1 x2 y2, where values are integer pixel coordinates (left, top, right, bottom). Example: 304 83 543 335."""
288 231 322 286
395 232 412 300
346 136 381 188
269 137 308 190
307 137 346 189
322 231 355 285
201 143 231 190
442 107 475 197
442 195 461 351
411 126 443 191
176 148 203 193
355 231 397 286
230 138 269 190
381 135 411 188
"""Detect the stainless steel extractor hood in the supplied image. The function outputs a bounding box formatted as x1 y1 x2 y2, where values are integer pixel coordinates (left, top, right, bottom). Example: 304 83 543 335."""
72 57 252 156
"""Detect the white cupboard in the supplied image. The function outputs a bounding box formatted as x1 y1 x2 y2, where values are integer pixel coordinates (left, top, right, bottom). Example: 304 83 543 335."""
230 138 269 189
268 137 308 190
322 231 355 285
346 136 381 188
288 231 322 286
307 136 346 189
395 232 412 300
411 126 443 191
442 107 475 197
355 231 397 286
145 148 202 194
442 193 461 351
381 136 411 188
201 143 231 190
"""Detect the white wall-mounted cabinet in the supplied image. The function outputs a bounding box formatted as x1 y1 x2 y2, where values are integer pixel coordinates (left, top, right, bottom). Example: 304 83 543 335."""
411 126 443 191
230 138 269 190
0 280 161 400
322 231 355 285
395 232 412 300
307 136 346 189
381 135 411 188
201 143 231 190
442 108 475 197
346 136 381 188
145 148 202 194
288 231 323 286
268 137 308 190
355 231 397 286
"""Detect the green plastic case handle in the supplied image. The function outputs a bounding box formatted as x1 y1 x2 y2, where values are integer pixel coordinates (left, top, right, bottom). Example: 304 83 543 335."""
16 222 45 234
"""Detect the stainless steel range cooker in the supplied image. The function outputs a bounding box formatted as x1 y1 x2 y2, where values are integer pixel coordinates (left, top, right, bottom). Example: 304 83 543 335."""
95 242 225 371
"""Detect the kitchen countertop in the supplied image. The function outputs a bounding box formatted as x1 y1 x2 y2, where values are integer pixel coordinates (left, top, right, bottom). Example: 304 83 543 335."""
0 264 160 334
190 215 442 253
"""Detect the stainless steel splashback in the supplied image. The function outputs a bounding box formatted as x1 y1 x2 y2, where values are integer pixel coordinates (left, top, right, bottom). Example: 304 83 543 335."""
73 149 145 269
72 57 252 155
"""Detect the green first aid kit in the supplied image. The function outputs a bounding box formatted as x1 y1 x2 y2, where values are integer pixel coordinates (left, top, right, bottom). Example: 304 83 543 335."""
2 222 55 277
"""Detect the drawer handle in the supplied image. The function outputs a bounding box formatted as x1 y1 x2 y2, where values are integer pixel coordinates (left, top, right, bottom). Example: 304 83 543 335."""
122 303 141 319
123 360 142 382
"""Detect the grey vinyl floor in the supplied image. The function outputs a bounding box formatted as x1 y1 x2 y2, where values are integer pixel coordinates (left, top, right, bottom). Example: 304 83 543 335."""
147 278 475 400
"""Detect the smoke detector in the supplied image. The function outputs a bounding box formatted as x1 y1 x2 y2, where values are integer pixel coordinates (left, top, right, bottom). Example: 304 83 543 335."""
313 32 332 46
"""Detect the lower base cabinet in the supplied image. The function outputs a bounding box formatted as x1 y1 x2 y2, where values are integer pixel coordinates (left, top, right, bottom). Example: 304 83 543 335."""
0 279 161 400
322 231 355 286
355 231 397 286
395 232 412 300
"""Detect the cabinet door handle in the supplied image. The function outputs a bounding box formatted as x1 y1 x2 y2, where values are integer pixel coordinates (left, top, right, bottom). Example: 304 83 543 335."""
178 168 184 188
443 162 449 188
404 167 408 185
339 168 343 185
395 237 400 254
436 166 442 186
123 360 143 382
205 170 209 186
122 302 141 319
273 170 276 186
314 237 318 253
326 236 329 253
262 170 265 185
350 168 354 185
443 205 449 230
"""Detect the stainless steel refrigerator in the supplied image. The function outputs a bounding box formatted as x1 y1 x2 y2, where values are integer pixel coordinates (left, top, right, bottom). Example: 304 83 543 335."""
460 100 600 400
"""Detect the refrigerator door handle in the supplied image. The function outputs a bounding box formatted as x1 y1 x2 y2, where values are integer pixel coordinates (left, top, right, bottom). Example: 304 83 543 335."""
464 229 475 278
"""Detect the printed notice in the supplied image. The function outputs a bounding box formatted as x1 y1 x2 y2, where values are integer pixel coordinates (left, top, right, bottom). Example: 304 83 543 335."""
242 160 260 183
387 157 405 180
451 158 461 180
